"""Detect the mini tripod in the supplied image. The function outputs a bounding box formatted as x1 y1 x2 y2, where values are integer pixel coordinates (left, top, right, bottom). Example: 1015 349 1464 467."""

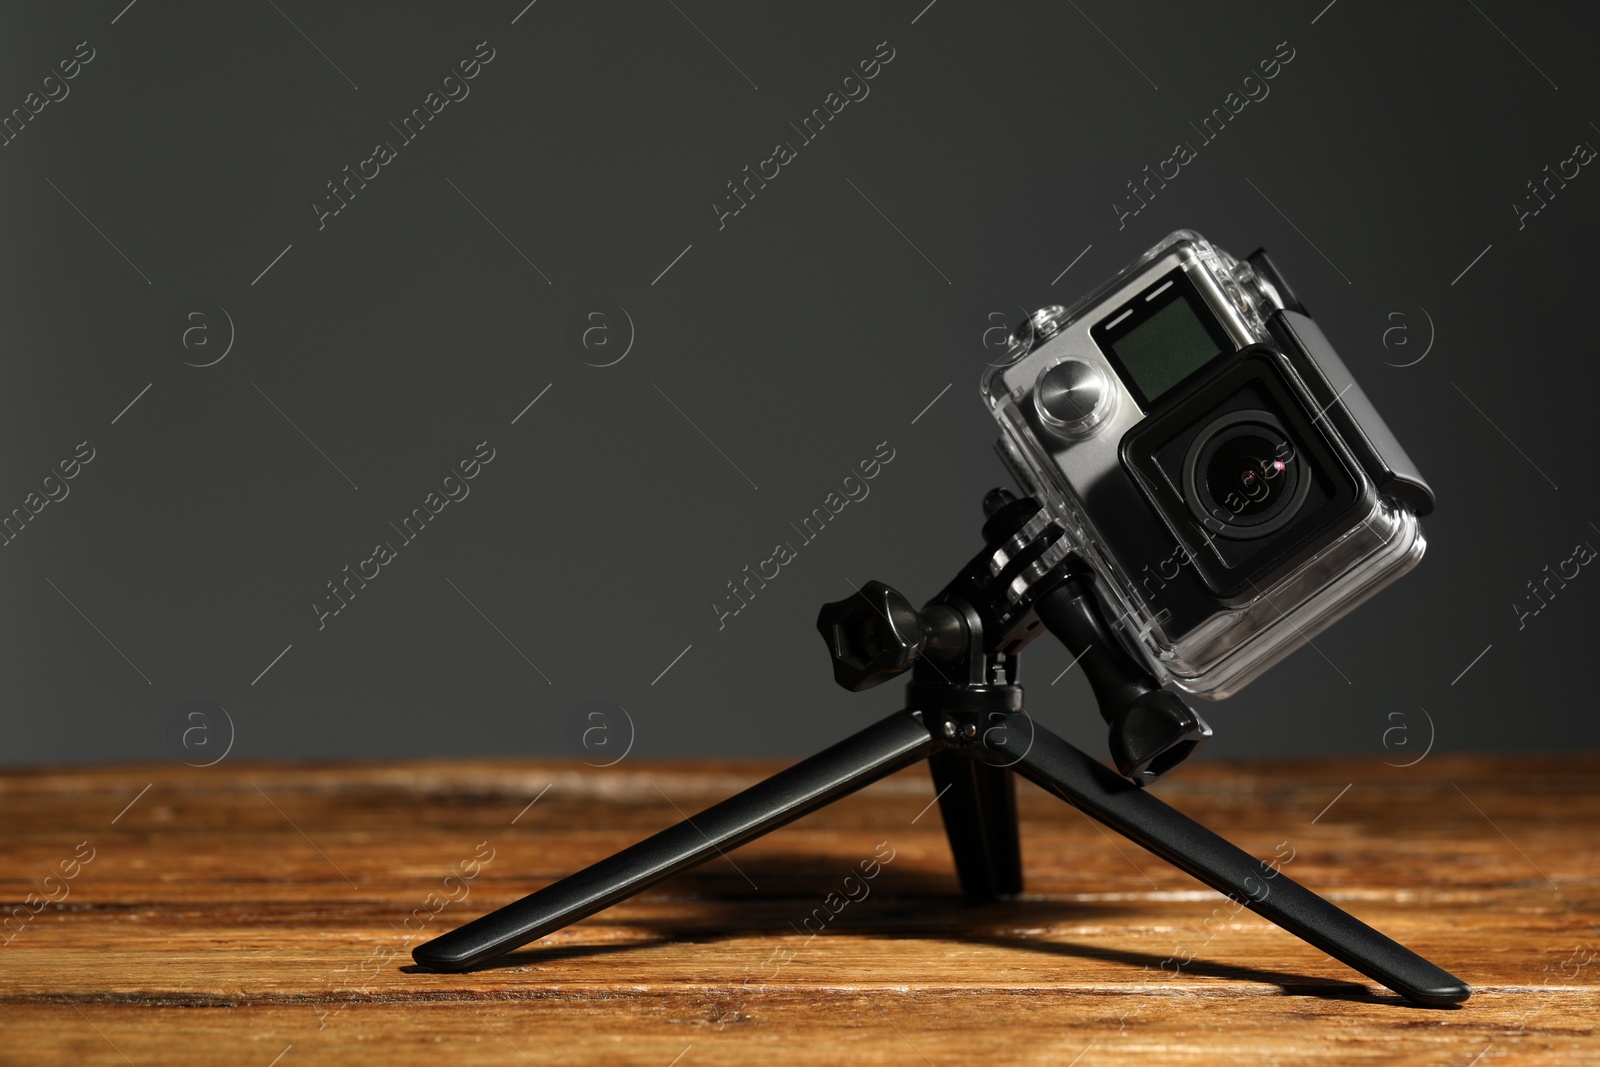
414 490 1469 1006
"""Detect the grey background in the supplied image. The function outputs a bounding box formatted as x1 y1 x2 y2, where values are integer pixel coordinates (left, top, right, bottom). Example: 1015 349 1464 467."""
2 0 1596 768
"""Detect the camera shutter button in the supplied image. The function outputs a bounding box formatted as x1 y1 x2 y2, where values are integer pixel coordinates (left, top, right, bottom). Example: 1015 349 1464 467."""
1035 359 1113 438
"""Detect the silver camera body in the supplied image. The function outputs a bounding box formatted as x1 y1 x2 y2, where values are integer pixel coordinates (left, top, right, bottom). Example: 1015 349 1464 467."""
983 231 1433 699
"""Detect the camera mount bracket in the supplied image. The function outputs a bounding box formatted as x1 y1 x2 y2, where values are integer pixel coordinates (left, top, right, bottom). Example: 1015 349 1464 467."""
413 490 1470 1007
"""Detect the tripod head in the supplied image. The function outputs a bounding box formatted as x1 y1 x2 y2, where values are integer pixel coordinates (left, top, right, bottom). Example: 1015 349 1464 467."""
817 490 1212 785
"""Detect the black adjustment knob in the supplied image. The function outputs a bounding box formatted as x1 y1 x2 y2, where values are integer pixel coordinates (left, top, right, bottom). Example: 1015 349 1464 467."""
816 581 927 692
1033 571 1212 785
1107 691 1213 787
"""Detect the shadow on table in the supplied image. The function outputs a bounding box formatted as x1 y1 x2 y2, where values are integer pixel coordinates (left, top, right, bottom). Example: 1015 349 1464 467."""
400 849 1429 1006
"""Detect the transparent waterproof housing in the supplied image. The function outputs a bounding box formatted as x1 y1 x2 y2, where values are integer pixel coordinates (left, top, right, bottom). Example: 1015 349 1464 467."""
982 231 1427 699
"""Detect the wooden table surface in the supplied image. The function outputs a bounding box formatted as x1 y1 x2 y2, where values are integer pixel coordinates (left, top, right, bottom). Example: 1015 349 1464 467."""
1 751 1596 1065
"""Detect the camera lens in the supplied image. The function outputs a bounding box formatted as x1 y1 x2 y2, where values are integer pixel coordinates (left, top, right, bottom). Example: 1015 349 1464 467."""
1205 435 1289 518
1182 410 1310 540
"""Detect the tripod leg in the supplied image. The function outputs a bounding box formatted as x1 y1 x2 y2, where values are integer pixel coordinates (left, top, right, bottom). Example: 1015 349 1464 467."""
413 709 934 971
928 750 1022 900
987 721 1471 1006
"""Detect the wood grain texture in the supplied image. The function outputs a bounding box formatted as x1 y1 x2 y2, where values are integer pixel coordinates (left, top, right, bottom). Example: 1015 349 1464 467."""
0 753 1596 1065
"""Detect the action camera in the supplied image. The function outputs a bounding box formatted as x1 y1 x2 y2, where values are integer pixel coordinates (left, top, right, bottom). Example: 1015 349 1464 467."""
984 230 1433 699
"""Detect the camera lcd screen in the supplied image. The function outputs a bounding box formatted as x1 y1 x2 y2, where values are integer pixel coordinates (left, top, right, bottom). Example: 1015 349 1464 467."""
1093 268 1233 409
